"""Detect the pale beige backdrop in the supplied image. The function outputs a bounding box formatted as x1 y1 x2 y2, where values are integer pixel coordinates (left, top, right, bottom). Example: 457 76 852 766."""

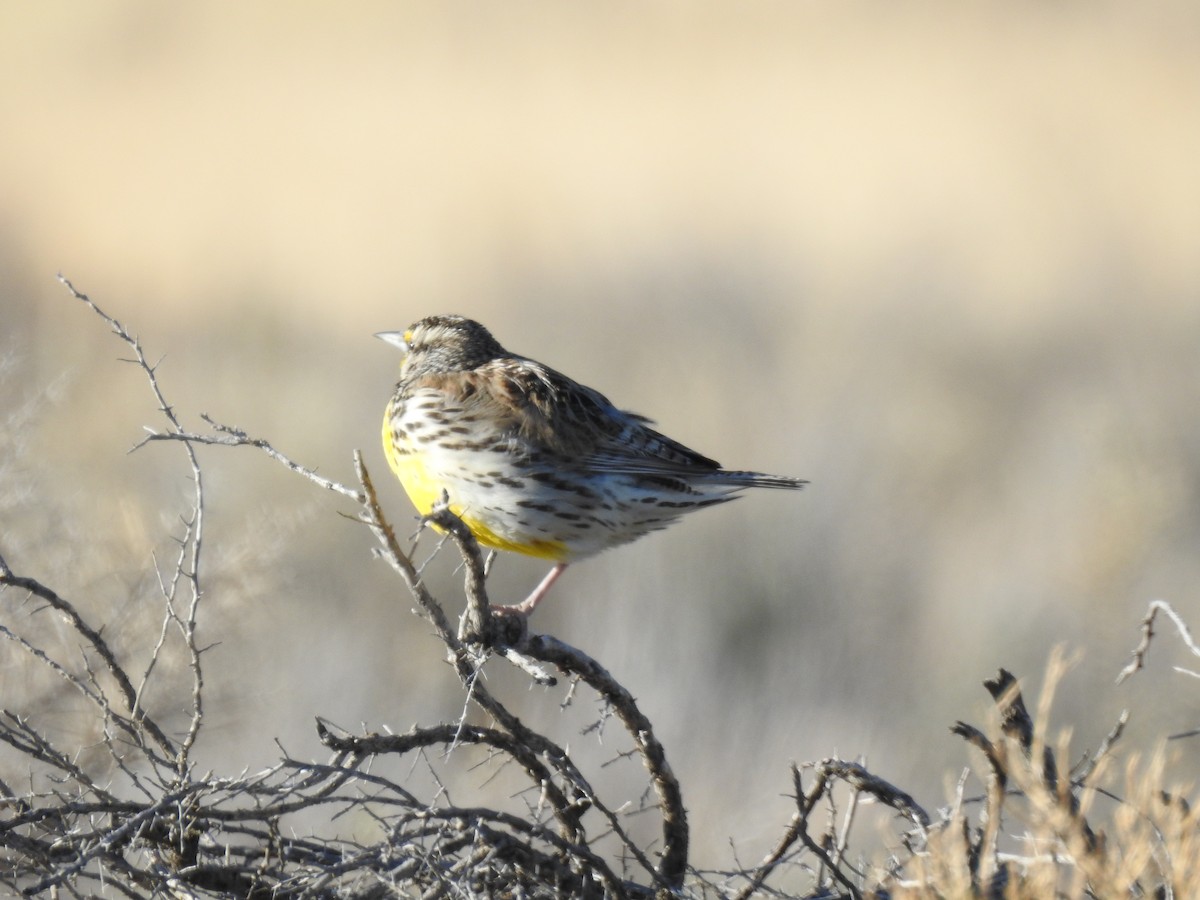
3 2 1200 864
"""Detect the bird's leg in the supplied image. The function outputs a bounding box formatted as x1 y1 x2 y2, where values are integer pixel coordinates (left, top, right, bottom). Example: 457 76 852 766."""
495 563 568 617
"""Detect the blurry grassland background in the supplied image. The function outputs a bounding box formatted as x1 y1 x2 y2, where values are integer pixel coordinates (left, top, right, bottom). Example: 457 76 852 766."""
2 1 1200 863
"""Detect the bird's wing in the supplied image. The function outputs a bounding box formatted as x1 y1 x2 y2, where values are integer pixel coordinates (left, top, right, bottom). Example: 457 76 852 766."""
471 357 723 476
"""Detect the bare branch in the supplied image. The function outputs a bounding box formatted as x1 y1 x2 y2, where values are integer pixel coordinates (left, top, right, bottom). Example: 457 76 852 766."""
138 414 364 502
1117 599 1200 684
0 568 175 760
59 273 207 780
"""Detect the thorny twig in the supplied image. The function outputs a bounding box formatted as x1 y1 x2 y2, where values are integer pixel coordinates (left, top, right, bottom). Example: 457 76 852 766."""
1117 599 1200 684
57 274 206 776
735 758 929 900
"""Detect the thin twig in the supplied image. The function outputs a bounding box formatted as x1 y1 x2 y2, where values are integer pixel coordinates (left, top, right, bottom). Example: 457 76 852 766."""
136 414 364 502
59 273 205 778
1117 599 1200 684
0 569 175 759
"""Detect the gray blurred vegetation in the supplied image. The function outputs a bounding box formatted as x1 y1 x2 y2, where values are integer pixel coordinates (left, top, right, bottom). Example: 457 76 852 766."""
2 0 1200 881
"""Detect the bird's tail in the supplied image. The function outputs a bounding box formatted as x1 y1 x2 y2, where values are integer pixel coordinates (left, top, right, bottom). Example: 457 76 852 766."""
712 470 807 490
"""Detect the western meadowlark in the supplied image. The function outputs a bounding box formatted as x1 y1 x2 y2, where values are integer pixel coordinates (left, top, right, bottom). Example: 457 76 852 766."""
378 315 805 615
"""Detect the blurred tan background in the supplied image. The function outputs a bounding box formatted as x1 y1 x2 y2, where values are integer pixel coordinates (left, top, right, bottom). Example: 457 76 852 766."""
3 1 1200 864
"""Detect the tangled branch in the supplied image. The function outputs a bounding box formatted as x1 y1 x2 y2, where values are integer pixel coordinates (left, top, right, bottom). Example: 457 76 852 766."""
3 279 1197 898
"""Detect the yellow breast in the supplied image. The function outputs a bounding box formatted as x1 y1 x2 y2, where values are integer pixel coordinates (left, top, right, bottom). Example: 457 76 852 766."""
381 411 569 562
381 418 447 517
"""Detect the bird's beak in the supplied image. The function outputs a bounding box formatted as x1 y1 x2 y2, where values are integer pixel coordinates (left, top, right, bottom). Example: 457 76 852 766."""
375 331 409 353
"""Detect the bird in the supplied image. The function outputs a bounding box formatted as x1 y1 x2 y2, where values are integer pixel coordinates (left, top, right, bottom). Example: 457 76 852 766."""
377 315 805 616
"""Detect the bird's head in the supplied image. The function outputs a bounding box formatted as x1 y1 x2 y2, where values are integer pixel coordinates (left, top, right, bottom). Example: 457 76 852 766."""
376 315 506 379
